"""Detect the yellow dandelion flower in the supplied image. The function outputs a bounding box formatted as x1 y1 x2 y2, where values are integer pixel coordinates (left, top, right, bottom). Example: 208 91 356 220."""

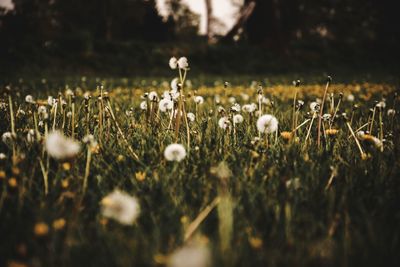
34 222 49 236
52 218 66 230
135 171 146 182
249 236 263 249
8 177 18 188
62 162 71 171
325 129 339 136
280 131 293 140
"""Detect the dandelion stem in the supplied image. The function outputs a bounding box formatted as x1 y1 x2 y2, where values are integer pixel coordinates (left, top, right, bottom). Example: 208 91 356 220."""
317 77 331 147
38 158 48 195
346 122 366 159
184 197 220 242
293 118 311 132
369 106 376 134
106 100 141 163
83 147 92 194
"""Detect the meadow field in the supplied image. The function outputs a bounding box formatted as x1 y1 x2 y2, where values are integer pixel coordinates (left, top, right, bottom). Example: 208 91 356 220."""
0 60 399 267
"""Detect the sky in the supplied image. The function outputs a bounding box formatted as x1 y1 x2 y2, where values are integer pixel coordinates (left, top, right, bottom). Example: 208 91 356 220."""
156 0 242 35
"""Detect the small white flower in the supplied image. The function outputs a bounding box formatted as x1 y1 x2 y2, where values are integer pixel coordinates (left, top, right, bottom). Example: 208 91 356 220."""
194 96 204 105
322 113 331 121
310 102 320 113
83 134 98 149
187 112 196 122
162 91 172 100
2 132 13 146
346 94 355 102
171 78 179 91
27 129 35 143
387 109 396 116
25 95 35 104
262 97 271 106
164 144 186 162
47 96 55 106
217 106 225 114
159 98 174 112
38 106 48 119
376 101 386 109
66 111 72 118
356 131 365 139
241 93 250 101
218 117 231 130
0 153 6 160
257 114 278 134
148 91 158 102
242 103 257 113
169 57 178 69
140 101 148 111
65 89 74 97
100 190 140 225
233 114 244 124
214 95 221 104
45 131 80 160
228 96 236 104
177 57 189 69
231 103 241 112
168 244 211 267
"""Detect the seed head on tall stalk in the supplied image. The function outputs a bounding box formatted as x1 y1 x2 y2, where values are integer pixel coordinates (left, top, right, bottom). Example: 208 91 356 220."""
292 80 301 139
317 76 332 148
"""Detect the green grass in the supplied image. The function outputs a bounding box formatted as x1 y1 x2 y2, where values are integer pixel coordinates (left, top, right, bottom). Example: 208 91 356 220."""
0 76 399 267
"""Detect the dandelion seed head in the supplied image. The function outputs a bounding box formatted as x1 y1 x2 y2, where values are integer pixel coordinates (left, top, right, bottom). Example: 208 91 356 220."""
45 131 80 160
257 114 278 134
25 95 35 104
194 96 204 105
177 57 189 69
164 144 186 162
159 98 174 112
218 117 231 130
310 102 320 113
233 114 244 124
100 190 140 225
169 57 178 69
140 101 148 111
187 112 196 122
168 244 211 267
148 91 158 102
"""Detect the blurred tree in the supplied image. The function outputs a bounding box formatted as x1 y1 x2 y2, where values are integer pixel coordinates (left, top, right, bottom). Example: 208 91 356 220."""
164 0 200 40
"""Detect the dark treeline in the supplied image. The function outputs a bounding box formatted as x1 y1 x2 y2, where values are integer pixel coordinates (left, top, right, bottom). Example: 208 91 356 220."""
0 0 399 75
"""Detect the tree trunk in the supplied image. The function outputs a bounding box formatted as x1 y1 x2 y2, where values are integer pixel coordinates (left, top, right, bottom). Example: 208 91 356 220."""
205 0 212 43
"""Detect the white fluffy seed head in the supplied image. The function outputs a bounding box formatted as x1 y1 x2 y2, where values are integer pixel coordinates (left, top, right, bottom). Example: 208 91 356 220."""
45 131 80 160
187 112 196 122
218 117 231 130
171 78 179 91
168 244 211 267
169 57 178 69
177 57 189 69
100 190 140 225
159 98 174 112
242 103 257 113
140 101 148 110
257 114 278 134
233 114 244 124
148 91 158 102
25 95 35 104
194 96 204 104
310 102 320 113
164 144 186 162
